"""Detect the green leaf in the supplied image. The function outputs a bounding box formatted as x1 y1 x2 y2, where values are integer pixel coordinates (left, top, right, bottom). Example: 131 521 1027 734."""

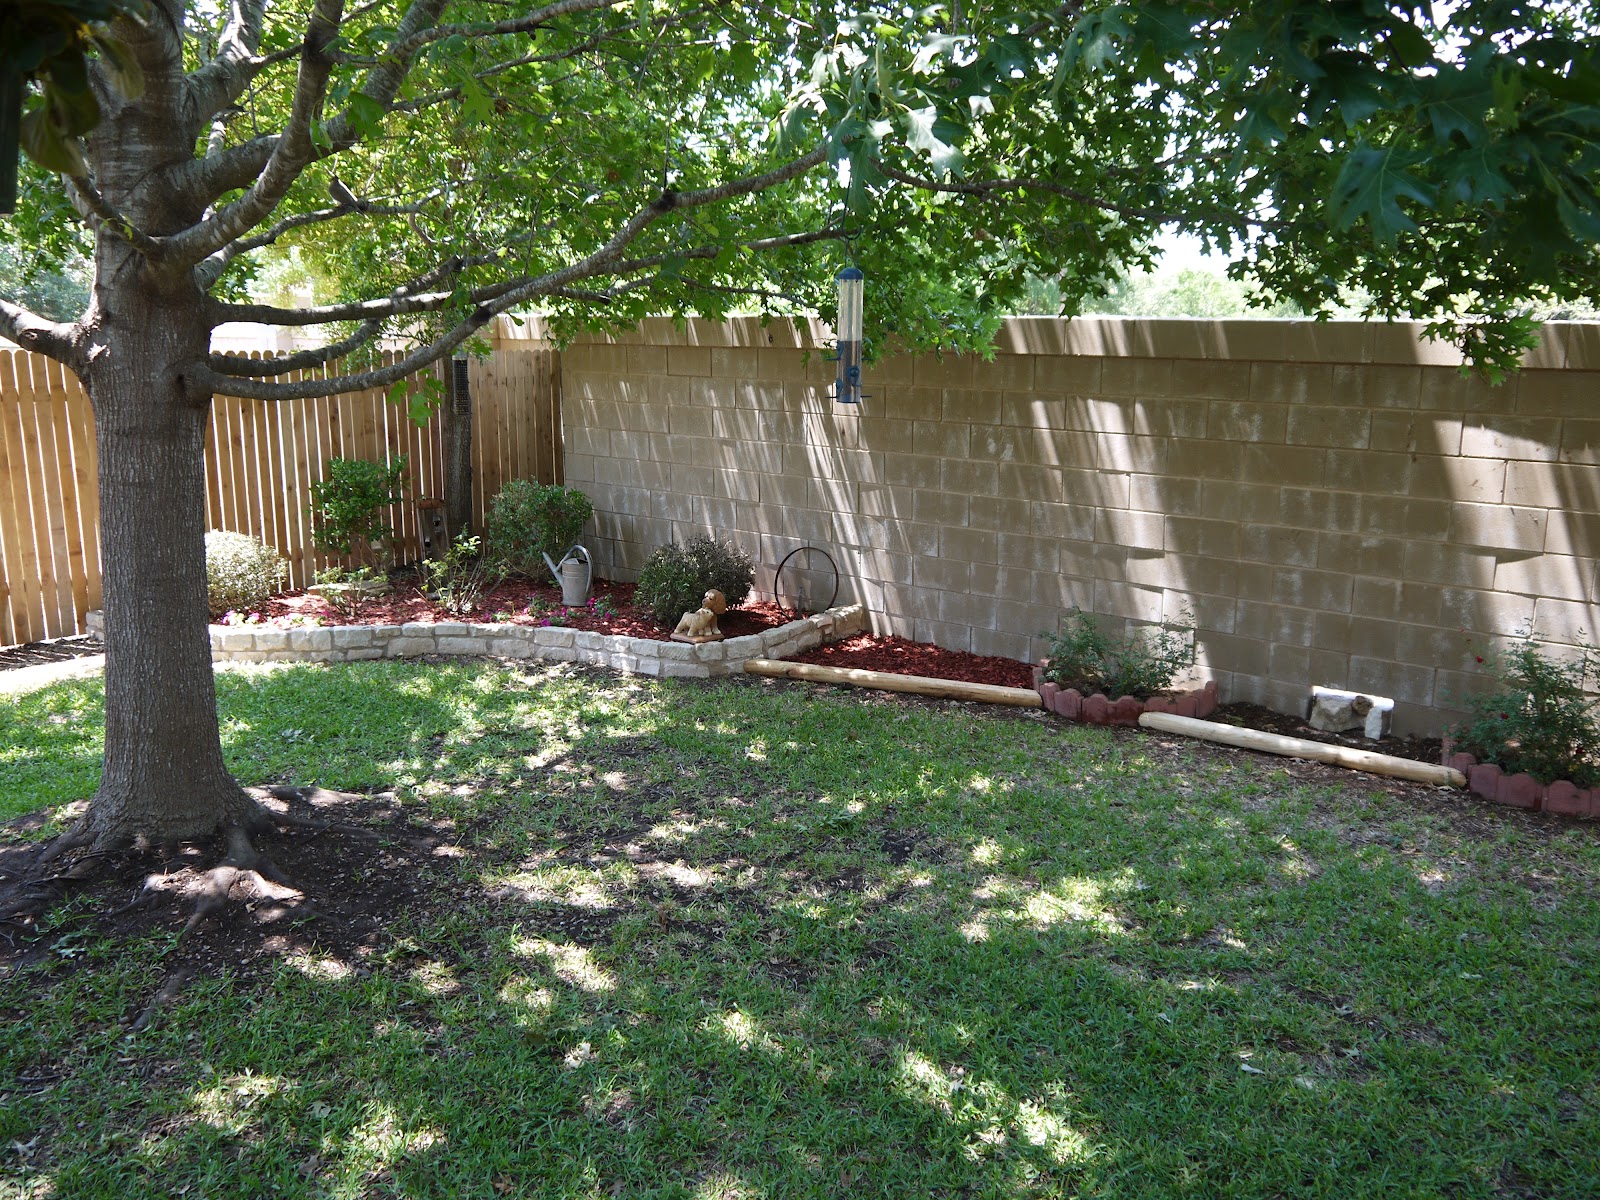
1329 144 1436 242
90 33 143 100
19 108 86 175
347 92 386 137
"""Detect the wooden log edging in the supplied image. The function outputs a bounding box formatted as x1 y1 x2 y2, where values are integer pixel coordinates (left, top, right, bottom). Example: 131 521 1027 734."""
85 604 867 680
1139 711 1467 788
1440 742 1598 816
1031 662 1218 726
744 658 1044 707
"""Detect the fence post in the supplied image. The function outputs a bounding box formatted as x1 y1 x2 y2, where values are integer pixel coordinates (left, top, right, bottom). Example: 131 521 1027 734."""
443 355 472 538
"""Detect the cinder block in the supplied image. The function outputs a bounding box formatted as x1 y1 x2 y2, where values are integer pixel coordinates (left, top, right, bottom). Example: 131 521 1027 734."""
1096 508 1166 551
1280 488 1362 533
1272 568 1355 612
1164 515 1238 558
1514 370 1600 417
1493 555 1593 603
1208 401 1286 443
1505 461 1600 508
1532 597 1600 644
1360 496 1451 541
1449 503 1547 551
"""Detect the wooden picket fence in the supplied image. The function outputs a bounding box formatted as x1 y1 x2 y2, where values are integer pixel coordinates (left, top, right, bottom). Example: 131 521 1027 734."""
0 346 562 647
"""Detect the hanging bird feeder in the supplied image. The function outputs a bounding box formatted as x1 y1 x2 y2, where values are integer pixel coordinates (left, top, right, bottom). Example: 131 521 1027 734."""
833 266 864 406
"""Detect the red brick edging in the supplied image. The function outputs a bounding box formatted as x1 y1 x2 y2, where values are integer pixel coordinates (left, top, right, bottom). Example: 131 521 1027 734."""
1439 740 1598 816
1031 665 1218 726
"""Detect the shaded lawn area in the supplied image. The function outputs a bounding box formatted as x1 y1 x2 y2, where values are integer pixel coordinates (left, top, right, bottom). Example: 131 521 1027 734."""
2 659 1598 1199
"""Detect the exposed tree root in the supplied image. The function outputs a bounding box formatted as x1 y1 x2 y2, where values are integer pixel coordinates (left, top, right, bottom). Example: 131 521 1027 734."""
0 784 375 943
129 967 193 1033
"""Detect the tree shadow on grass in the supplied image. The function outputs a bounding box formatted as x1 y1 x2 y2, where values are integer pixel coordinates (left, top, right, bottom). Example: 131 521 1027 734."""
3 660 1599 1198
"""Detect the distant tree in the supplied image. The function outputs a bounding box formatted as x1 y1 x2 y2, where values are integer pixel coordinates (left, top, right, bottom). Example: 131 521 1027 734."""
0 0 1595 874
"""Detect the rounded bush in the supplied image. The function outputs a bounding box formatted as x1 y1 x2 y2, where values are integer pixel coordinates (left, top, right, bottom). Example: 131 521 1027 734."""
484 480 593 579
636 535 754 625
205 531 287 618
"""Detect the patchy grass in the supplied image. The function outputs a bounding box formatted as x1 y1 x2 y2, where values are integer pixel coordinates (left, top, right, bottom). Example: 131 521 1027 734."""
3 658 1599 1198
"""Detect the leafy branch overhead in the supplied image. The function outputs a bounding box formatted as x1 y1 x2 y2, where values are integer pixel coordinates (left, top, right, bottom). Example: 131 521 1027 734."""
2 0 1598 384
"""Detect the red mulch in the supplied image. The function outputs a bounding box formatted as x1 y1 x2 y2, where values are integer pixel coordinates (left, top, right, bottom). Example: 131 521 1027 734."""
235 577 793 641
790 633 1037 690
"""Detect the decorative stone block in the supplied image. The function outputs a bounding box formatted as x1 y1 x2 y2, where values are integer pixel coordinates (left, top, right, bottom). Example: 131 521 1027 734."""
1082 694 1111 725
1544 781 1586 816
256 628 291 651
1447 752 1477 776
1039 682 1061 708
1307 685 1392 739
344 647 384 660
1496 772 1544 810
1143 695 1176 715
386 637 437 658
488 638 535 658
331 626 375 649
667 662 713 679
1110 696 1143 726
399 622 436 640
1468 762 1503 800
533 627 576 648
217 629 255 652
1175 693 1200 719
432 622 470 638
693 640 727 662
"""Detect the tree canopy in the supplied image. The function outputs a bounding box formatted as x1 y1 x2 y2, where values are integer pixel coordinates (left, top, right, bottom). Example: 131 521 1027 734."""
4 0 1598 384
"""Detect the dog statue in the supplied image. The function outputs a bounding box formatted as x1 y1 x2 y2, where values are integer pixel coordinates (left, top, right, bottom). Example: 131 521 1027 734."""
673 589 728 639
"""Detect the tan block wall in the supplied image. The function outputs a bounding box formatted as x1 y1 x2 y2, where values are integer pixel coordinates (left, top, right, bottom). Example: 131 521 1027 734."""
560 316 1600 735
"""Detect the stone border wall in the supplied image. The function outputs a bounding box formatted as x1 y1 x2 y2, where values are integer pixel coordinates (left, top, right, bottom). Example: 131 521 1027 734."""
558 315 1600 736
87 606 866 678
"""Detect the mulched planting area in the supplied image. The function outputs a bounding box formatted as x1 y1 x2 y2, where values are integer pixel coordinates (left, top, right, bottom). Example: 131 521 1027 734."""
789 632 1038 689
237 577 794 641
1214 700 1444 767
0 637 103 673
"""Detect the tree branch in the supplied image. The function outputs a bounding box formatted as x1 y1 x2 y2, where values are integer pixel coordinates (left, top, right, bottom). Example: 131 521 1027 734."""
208 319 386 376
0 301 80 365
185 0 269 131
872 159 1256 229
160 0 351 267
65 175 165 258
199 144 831 398
195 198 434 290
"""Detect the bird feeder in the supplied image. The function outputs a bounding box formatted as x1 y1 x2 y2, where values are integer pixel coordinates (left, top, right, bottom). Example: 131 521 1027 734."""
833 266 864 406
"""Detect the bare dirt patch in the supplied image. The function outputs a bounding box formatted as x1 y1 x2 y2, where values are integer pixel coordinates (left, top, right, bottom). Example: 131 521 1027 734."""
0 788 458 993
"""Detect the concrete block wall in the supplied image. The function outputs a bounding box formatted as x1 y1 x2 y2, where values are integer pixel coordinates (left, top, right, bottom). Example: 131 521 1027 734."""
559 316 1600 735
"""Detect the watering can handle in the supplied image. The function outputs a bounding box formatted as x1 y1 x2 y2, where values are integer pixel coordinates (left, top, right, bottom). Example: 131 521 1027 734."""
542 544 592 589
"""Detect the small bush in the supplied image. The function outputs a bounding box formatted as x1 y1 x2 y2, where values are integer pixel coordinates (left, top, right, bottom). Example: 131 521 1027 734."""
1040 608 1196 700
1451 637 1600 787
636 535 755 625
309 456 408 565
484 481 592 578
421 534 506 616
205 531 287 618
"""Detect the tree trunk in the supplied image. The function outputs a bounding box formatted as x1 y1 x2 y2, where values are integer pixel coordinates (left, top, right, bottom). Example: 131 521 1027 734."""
80 289 255 847
442 356 472 539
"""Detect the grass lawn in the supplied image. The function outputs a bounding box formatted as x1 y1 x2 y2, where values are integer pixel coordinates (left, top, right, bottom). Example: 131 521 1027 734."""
2 658 1598 1198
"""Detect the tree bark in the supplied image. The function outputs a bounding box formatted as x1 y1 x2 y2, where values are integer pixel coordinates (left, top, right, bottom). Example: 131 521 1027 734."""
442 355 472 538
80 284 256 847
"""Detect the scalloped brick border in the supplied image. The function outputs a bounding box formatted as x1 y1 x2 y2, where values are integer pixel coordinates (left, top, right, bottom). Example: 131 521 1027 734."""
87 604 866 680
1031 663 1218 726
1439 740 1597 817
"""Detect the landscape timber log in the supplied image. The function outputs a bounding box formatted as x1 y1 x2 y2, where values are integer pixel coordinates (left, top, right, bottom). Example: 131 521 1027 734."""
743 659 1043 707
1138 712 1467 787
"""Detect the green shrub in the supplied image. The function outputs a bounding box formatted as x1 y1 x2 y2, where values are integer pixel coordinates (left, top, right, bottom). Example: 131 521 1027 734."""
309 456 408 564
484 481 592 578
421 534 506 616
636 535 755 625
1040 608 1196 700
1451 637 1600 787
205 531 287 618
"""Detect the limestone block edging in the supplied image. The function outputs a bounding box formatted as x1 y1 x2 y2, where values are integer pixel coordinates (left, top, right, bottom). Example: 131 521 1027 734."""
180 604 868 678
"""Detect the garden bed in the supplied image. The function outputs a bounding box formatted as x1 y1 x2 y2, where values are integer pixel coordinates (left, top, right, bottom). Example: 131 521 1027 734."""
228 576 794 641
